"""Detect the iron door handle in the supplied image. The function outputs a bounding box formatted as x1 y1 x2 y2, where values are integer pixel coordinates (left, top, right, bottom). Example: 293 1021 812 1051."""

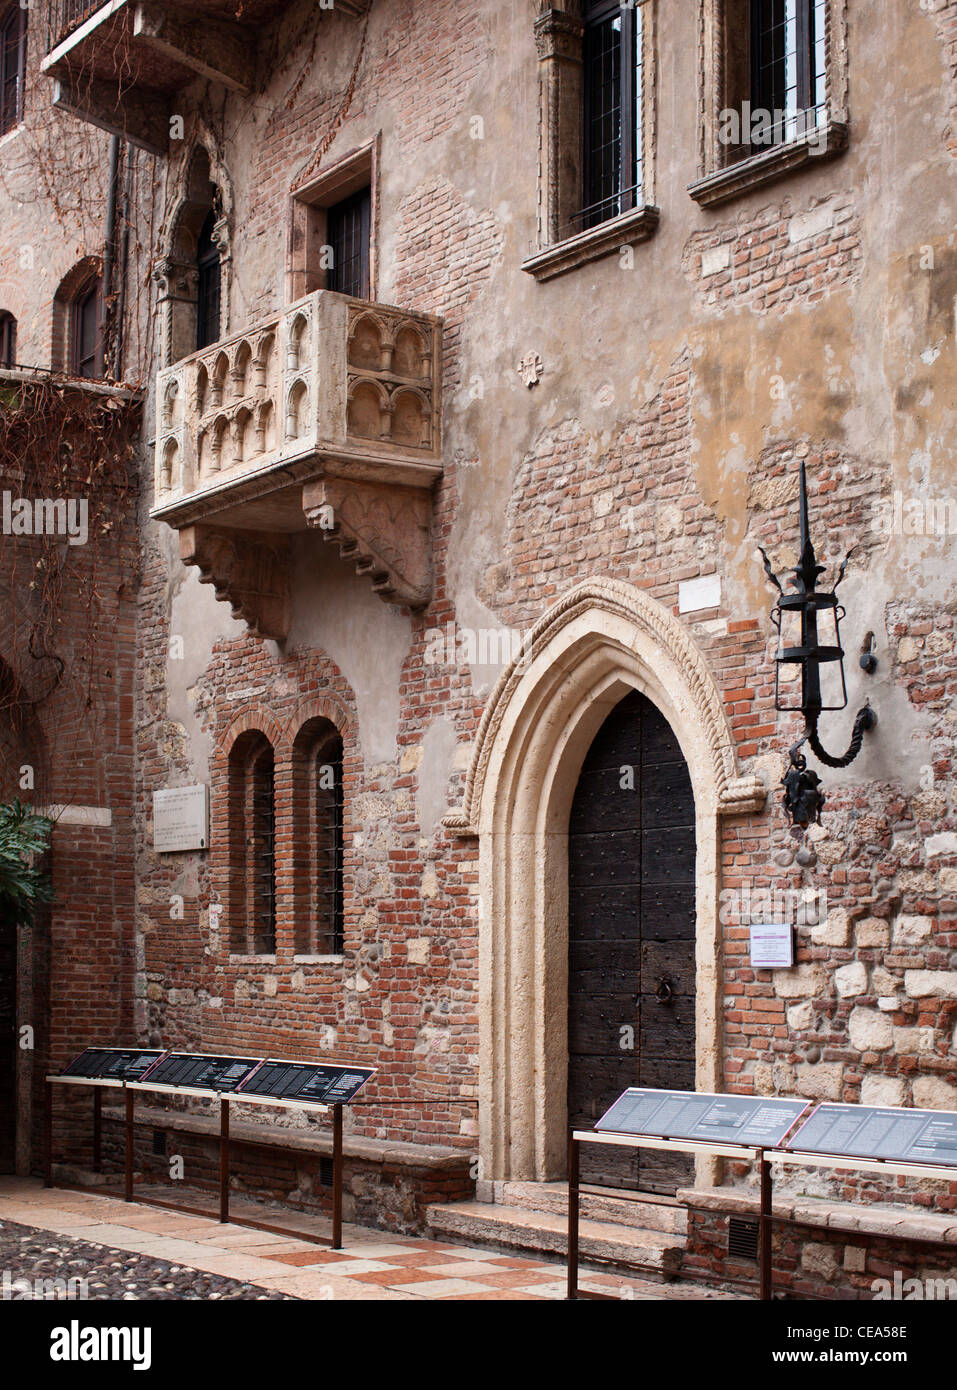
655 976 675 1005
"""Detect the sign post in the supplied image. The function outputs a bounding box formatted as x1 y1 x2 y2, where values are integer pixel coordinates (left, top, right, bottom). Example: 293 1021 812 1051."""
566 1088 812 1300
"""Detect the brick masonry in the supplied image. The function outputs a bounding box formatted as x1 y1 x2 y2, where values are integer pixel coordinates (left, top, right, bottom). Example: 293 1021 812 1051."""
2 0 957 1295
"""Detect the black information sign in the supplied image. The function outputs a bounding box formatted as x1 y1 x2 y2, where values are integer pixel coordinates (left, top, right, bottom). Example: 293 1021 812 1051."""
236 1058 375 1106
61 1048 166 1082
595 1088 811 1147
138 1052 261 1093
786 1103 957 1166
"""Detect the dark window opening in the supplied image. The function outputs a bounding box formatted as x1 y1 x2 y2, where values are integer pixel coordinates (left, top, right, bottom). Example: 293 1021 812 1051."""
250 745 276 954
196 209 222 351
0 311 15 367
327 187 371 299
580 0 642 232
72 280 102 379
741 0 826 154
314 734 344 956
0 3 26 136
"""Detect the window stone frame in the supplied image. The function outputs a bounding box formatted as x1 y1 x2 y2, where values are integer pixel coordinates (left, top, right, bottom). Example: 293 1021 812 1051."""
688 0 849 209
523 1 660 283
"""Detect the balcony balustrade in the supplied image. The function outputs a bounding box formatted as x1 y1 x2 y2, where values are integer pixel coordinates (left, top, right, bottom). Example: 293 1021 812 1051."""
150 290 443 638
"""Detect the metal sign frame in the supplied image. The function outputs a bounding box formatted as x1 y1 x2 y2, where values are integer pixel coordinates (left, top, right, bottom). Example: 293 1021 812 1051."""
44 1047 377 1253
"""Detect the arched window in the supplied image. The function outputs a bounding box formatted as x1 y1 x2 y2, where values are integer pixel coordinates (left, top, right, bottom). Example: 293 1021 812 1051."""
159 146 227 363
196 208 221 351
0 3 26 136
0 311 15 367
292 720 344 956
72 278 103 378
227 731 276 955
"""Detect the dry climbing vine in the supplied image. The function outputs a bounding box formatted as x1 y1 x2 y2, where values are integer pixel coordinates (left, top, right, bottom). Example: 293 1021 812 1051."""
0 373 140 795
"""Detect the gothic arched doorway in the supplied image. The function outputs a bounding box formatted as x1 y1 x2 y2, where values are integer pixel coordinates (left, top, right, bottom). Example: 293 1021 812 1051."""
567 687 696 1193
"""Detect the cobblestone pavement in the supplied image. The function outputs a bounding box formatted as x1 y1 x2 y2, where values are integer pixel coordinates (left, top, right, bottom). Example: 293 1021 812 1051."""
1 1219 295 1300
0 1178 742 1301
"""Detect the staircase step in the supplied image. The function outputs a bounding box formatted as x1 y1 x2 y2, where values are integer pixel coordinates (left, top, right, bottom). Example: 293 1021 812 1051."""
424 1200 685 1280
497 1181 688 1234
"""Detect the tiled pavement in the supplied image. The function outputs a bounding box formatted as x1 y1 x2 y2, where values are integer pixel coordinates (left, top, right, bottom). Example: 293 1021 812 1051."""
0 1178 741 1301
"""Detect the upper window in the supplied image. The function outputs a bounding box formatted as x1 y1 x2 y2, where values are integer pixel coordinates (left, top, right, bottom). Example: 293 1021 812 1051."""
580 0 643 232
327 187 371 300
0 311 15 367
227 730 277 955
728 0 826 159
690 0 845 207
72 278 103 378
0 3 26 137
523 3 658 282
287 139 378 304
196 208 222 351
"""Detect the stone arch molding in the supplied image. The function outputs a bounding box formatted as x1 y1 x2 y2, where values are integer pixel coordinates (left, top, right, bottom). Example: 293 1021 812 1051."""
445 577 765 837
443 577 766 1186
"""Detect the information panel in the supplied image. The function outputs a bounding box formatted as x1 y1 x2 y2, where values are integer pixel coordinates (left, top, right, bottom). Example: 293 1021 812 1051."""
138 1052 261 1093
61 1047 166 1082
595 1088 811 1147
786 1103 957 1166
236 1058 375 1106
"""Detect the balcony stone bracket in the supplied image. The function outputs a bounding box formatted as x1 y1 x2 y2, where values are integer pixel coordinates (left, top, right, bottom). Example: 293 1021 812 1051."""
303 476 433 609
132 3 254 93
42 0 255 153
178 524 291 641
50 73 170 156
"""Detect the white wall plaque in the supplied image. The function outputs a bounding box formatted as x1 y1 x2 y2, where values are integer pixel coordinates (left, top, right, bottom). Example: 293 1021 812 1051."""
750 922 794 969
678 573 721 614
153 785 209 853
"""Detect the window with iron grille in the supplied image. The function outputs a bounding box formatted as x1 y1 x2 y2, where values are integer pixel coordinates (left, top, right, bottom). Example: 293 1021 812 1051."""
0 311 15 368
292 721 345 956
717 0 829 166
249 744 276 955
0 3 26 137
196 208 221 351
327 187 371 300
227 730 277 955
580 0 643 232
313 733 344 955
749 0 826 149
72 279 103 379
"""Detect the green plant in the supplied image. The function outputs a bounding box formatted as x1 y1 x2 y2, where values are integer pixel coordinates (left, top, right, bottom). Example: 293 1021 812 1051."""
0 800 53 924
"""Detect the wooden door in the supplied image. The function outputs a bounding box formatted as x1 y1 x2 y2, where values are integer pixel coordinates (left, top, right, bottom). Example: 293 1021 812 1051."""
567 688 696 1193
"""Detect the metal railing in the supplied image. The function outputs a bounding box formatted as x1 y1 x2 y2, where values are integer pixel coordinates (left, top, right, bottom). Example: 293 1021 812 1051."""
46 0 106 53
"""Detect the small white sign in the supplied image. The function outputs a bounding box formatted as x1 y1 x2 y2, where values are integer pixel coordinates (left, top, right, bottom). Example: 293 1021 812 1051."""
678 573 721 614
153 785 209 853
750 922 794 969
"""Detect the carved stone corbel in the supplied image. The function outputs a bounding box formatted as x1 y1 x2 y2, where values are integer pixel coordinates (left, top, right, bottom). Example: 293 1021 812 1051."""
178 525 291 640
302 477 433 609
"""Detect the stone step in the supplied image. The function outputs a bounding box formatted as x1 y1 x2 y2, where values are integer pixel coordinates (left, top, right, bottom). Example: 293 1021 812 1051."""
424 1200 685 1280
497 1180 688 1235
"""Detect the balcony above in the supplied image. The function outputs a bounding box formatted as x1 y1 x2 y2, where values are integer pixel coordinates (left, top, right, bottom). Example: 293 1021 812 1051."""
41 0 369 153
151 290 443 638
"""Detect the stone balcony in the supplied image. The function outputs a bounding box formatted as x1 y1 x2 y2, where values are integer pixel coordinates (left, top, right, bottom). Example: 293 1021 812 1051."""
150 290 443 639
41 0 369 153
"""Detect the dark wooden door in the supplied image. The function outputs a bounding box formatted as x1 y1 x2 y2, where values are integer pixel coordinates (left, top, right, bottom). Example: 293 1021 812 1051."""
567 688 696 1193
0 910 16 1173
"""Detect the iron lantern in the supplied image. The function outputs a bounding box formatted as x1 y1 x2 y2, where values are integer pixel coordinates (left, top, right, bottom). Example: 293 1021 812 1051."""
759 460 876 828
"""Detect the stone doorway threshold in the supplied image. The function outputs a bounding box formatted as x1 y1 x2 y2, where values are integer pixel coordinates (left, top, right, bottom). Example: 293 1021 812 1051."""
427 1180 693 1282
